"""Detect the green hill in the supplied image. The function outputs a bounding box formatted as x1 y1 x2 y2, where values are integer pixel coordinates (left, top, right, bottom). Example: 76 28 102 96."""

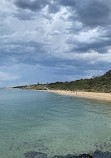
14 70 111 93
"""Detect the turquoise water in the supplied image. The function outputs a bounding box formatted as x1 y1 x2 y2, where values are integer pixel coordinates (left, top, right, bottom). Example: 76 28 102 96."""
0 89 111 158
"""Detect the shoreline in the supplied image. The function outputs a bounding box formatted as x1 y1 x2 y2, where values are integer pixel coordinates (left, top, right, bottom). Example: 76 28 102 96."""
47 90 111 101
10 88 111 102
40 89 111 102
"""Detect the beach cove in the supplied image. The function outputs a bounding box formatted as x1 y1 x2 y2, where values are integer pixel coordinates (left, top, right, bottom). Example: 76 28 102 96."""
1 88 111 158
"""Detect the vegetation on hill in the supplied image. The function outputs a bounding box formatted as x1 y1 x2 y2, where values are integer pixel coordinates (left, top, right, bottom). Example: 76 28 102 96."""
14 70 111 93
13 84 47 90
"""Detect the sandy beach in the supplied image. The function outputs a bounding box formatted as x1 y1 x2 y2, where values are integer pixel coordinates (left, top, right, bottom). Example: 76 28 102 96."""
45 90 111 101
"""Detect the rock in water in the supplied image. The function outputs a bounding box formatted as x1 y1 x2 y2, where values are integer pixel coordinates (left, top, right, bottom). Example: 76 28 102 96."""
24 151 47 158
79 154 93 158
52 154 93 158
93 150 111 158
24 150 111 158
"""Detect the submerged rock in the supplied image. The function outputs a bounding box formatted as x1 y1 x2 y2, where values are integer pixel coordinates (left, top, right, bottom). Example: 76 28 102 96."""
24 151 47 158
93 150 111 158
52 150 111 158
53 154 93 158
24 150 111 158
79 154 93 158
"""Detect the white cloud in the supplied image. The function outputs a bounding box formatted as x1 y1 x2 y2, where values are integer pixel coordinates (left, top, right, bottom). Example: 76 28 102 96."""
0 72 20 81
71 27 108 44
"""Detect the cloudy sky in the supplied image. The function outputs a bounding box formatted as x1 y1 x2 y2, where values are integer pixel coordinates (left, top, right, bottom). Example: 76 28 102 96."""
0 0 111 87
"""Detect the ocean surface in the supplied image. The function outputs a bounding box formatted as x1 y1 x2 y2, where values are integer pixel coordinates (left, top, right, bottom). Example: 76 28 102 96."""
0 88 111 158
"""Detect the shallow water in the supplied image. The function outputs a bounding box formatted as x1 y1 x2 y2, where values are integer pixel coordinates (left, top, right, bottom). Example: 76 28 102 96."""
0 88 111 158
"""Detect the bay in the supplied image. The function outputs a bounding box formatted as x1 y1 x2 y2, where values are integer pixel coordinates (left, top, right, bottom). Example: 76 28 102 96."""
0 89 111 158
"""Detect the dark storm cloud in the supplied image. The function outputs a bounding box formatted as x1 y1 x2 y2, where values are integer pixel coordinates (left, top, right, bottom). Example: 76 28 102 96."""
75 0 111 27
14 0 111 28
58 0 76 7
0 35 48 66
15 0 50 11
69 32 111 53
54 0 111 27
14 10 36 20
1 0 111 85
48 3 60 14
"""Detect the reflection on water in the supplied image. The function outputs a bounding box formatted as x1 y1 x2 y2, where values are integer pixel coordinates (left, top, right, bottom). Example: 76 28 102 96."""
0 89 111 158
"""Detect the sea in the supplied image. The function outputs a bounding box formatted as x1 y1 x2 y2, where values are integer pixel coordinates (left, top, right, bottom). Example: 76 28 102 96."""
0 88 111 158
